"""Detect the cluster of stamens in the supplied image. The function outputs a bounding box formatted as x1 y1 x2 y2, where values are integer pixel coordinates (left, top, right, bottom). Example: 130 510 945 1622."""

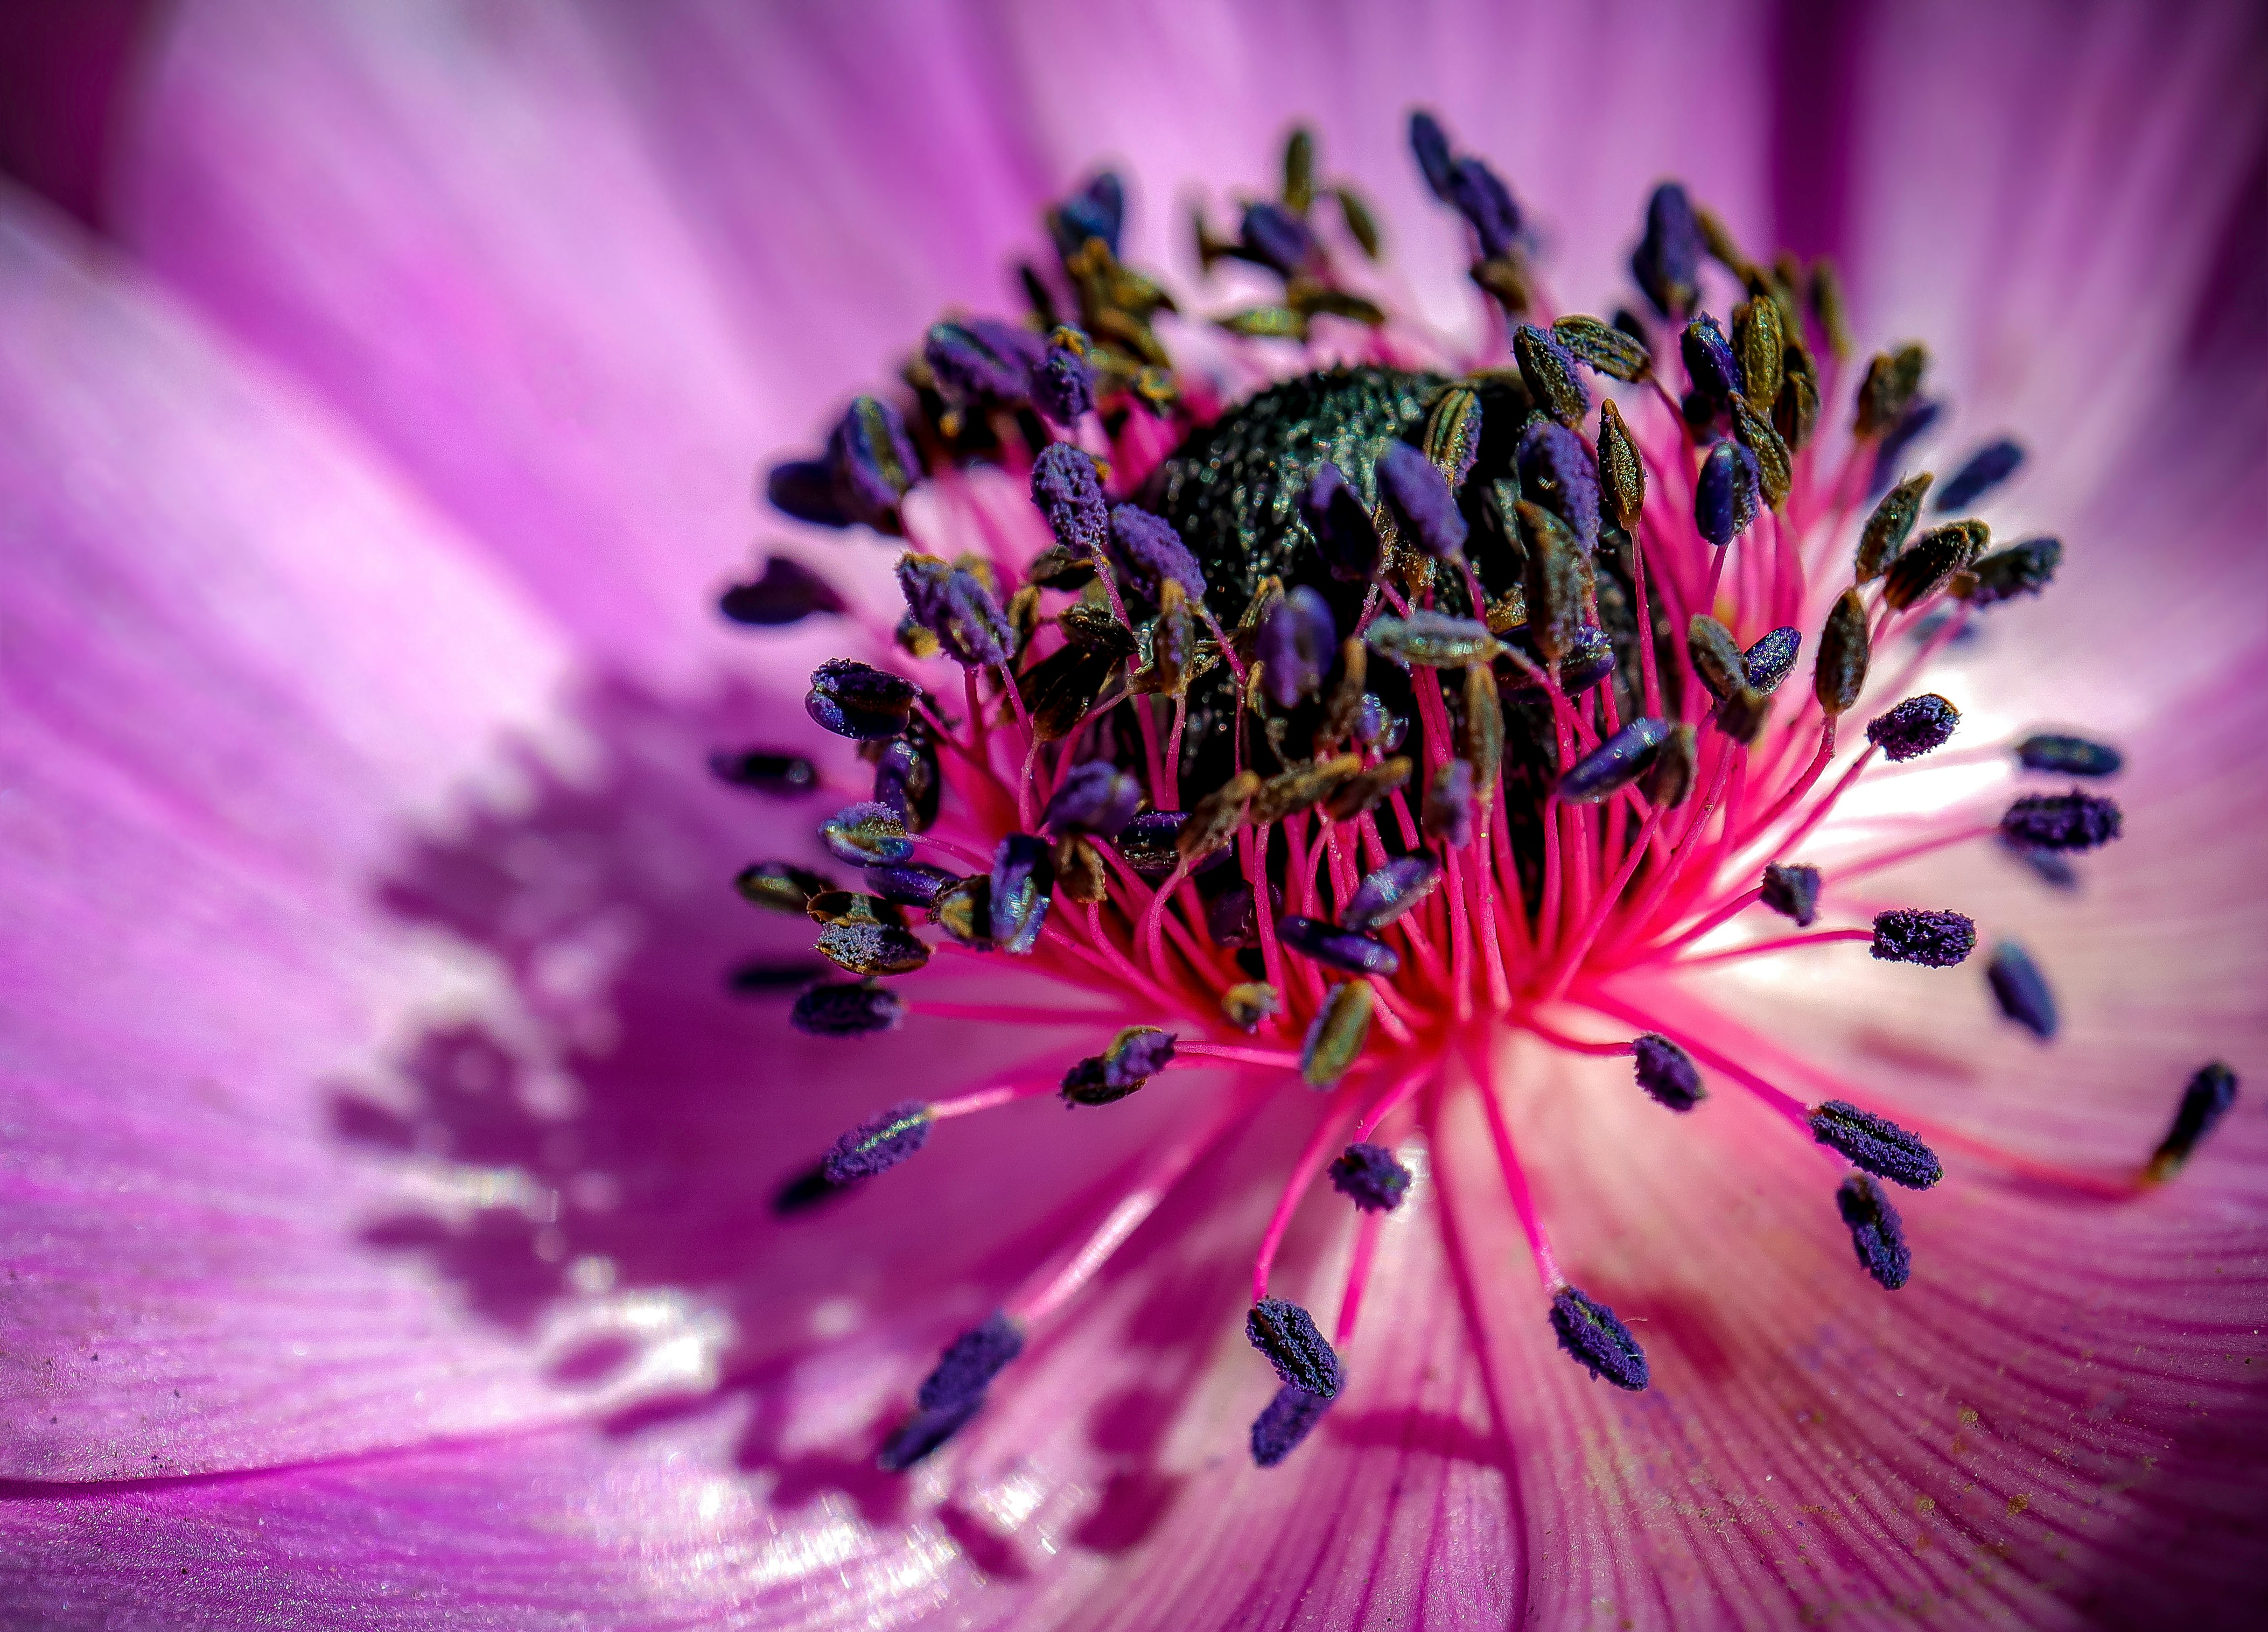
714 114 2237 1473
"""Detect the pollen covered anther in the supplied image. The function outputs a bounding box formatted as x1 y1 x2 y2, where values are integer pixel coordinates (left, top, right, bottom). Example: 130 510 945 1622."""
2017 733 2122 777
1836 1174 1912 1290
1278 915 1401 978
2145 1062 2240 1181
1632 1034 1705 1112
1986 941 2058 1040
1062 1026 1179 1106
878 1312 1026 1471
1865 694 1959 761
1247 1297 1343 1398
823 1102 934 1183
2000 790 2123 853
1329 1141 1413 1211
1760 863 1822 927
1809 1100 1944 1189
1549 1286 1649 1390
789 980 905 1039
1250 1385 1332 1468
1871 908 1976 967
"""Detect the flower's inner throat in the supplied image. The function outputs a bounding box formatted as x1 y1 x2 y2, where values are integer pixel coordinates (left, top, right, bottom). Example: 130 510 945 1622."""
715 116 2229 1477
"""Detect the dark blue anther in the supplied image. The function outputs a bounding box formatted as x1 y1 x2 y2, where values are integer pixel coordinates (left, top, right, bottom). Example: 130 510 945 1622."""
1680 314 1745 410
1354 695 1406 752
1376 441 1468 559
878 1312 1026 1471
2001 790 2122 853
1240 201 1316 276
1968 536 2063 605
2148 1062 2240 1181
1247 1297 1343 1398
1043 760 1144 838
899 557 1012 669
872 737 938 829
1343 856 1440 933
1250 1385 1331 1468
790 980 905 1038
1695 438 1762 545
1258 586 1336 709
1033 335 1095 425
1423 759 1476 848
865 861 957 908
1118 810 1231 878
821 801 914 866
922 319 1042 404
1515 421 1601 552
1986 940 2057 1040
1555 717 1669 804
1061 1025 1178 1105
1560 625 1618 695
1549 1286 1649 1390
1631 182 1702 319
1205 881 1280 948
1867 397 1941 498
1809 1100 1944 1189
1934 438 2025 511
1447 156 1521 260
1110 503 1208 598
1632 1034 1705 1112
1408 109 1455 198
806 657 919 741
1030 443 1110 561
1836 1174 1912 1290
826 396 922 531
1053 172 1125 257
1871 908 1976 968
989 833 1055 954
1761 862 1822 927
822 1102 933 1184
709 751 817 796
719 557 848 626
1301 461 1384 582
1277 915 1401 978
1866 693 1960 762
1329 1142 1412 1212
764 458 850 528
2017 734 2122 777
1742 626 1801 693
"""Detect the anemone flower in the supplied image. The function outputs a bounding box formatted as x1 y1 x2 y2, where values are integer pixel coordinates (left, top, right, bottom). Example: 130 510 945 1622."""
3 3 2265 1628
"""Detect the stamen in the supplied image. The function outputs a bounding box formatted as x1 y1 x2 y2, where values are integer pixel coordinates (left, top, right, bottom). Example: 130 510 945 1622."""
1695 439 1762 545
1250 1385 1332 1468
1809 1100 1944 1188
1632 1034 1706 1112
736 860 835 913
1446 157 1522 260
989 834 1055 953
822 1102 933 1183
1835 1174 1912 1290
864 860 957 907
1551 314 1651 383
1555 717 1668 803
1278 915 1401 977
1813 592 1871 716
1042 761 1143 838
1408 110 1455 199
1111 503 1208 599
1376 442 1469 558
1966 536 2063 606
709 750 817 796
1515 421 1601 550
1742 626 1801 693
897 555 1012 668
1258 587 1336 707
1423 759 1476 847
872 736 940 829
1247 1297 1343 1398
1513 325 1588 430
2016 733 2122 777
1856 472 1932 583
719 556 846 626
1985 940 2058 1039
1033 328 1095 426
816 919 930 977
1030 443 1110 560
1864 693 1959 761
1301 983 1374 1089
789 980 906 1038
1687 615 1748 702
769 396 920 534
878 1312 1025 1471
1548 1286 1649 1390
821 801 914 866
1760 861 1822 926
2000 790 2123 852
806 659 920 740
1871 908 1977 967
1596 398 1647 529
1881 521 1985 610
2145 1062 2240 1182
1681 314 1745 412
1300 463 1384 582
923 318 1043 409
1342 856 1441 932
1934 437 2025 510
1328 1142 1412 1211
1631 183 1702 319
1061 1026 1178 1106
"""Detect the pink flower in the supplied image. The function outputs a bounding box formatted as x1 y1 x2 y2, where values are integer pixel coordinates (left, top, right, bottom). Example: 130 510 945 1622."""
2 3 2263 1627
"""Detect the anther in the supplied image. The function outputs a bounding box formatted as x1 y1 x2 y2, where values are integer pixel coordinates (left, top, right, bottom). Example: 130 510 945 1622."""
1424 759 1476 847
769 396 921 534
1408 110 1455 199
1814 589 1871 716
1179 773 1259 867
719 557 847 626
1278 915 1401 978
2146 1062 2240 1182
1111 504 1208 599
1835 1174 1912 1290
806 658 920 741
1329 1142 1413 1211
726 959 827 994
1033 329 1095 425
878 1312 1025 1471
1549 1286 1649 1390
1695 439 1761 545
709 751 817 797
1742 626 1801 694
1856 472 1932 583
988 834 1055 953
1052 171 1125 257
1643 724 1698 807
1632 1034 1705 1112
1120 811 1222 879
1302 983 1374 1089
1867 396 1941 499
1985 940 2057 1040
1447 157 1521 260
1687 615 1747 702
1809 1100 1944 1188
1871 908 1976 968
873 736 940 829
1030 443 1109 560
1732 296 1784 413
1933 437 2024 511
1366 612 1497 667
1513 324 1588 429
821 801 913 866
1632 182 1703 319
1854 344 1928 440
1062 1026 1178 1106
922 318 1042 408
817 920 929 977
1259 587 1336 708
1680 314 1744 412
1343 856 1442 933
1595 398 1647 531
2015 734 2122 778
1881 520 1985 610
1222 981 1283 1033
1376 442 1468 559
1965 536 2063 606
790 980 906 1039
1760 863 1822 927
822 1102 934 1183
1247 1297 1343 1398
2000 790 2122 853
865 861 958 908
1559 625 1617 695
898 556 1011 668
736 860 835 914
1301 462 1385 583
1551 314 1650 382
1865 694 1959 761
1042 760 1144 838
1250 1385 1332 1468
1515 420 1601 550
1555 717 1668 804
